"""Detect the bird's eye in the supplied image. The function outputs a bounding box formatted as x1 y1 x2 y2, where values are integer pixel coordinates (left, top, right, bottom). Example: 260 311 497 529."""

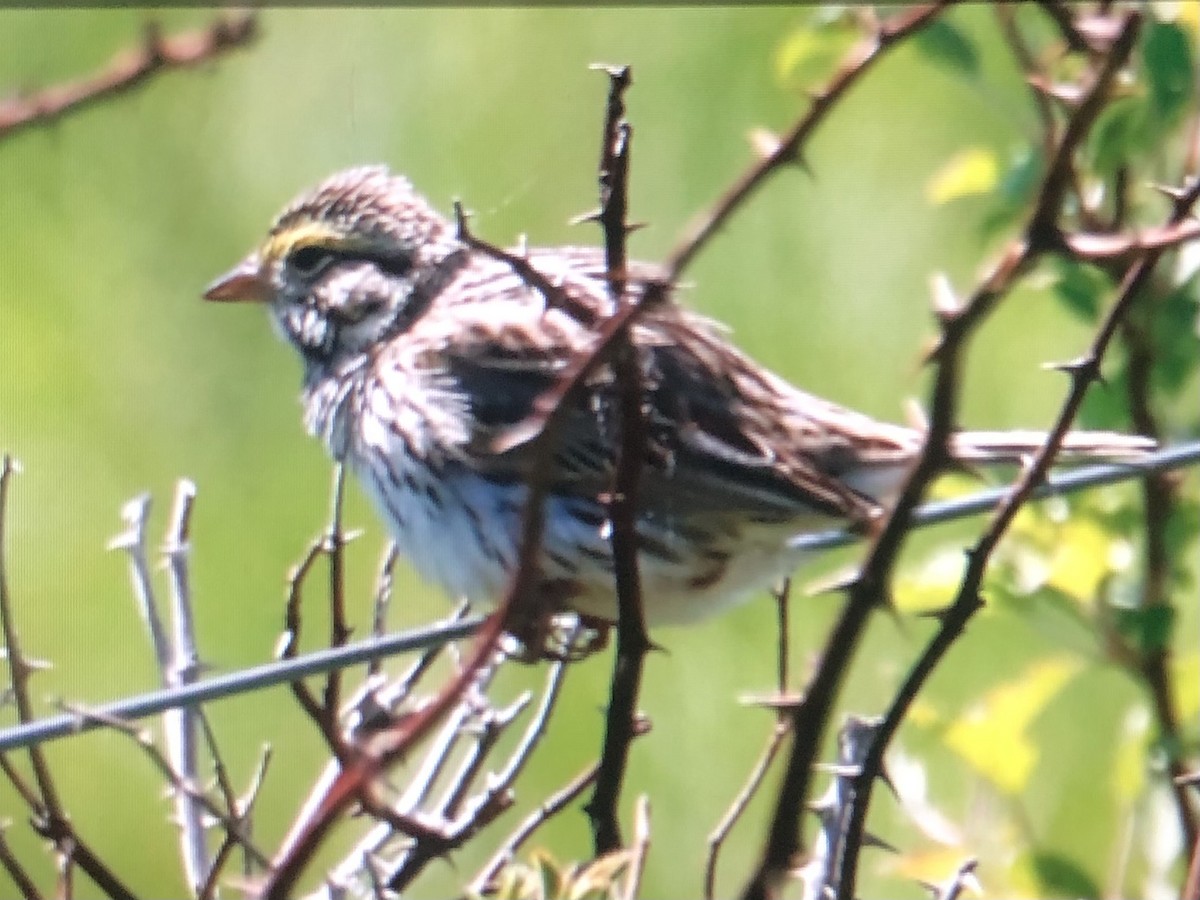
287 245 336 279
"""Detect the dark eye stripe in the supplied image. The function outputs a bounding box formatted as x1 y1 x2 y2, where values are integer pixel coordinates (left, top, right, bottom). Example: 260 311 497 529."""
286 244 412 281
287 245 336 278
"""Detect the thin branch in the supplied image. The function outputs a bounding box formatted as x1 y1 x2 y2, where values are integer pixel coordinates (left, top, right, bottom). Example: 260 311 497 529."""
469 762 603 895
59 704 270 871
323 465 352 723
0 457 141 899
664 1 956 281
705 721 791 900
0 13 258 141
161 480 208 894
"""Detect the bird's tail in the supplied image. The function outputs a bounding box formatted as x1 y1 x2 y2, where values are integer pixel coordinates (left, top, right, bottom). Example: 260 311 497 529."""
950 429 1156 464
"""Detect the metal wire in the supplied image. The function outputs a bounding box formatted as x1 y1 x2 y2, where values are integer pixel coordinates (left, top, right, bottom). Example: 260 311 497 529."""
0 440 1197 755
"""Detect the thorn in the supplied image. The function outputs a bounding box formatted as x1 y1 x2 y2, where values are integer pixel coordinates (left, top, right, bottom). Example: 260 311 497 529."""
903 398 930 433
802 566 860 597
570 208 603 227
862 830 900 854
451 200 472 240
749 127 782 161
625 221 649 235
1149 181 1187 202
929 272 961 321
1027 74 1085 105
738 691 804 712
913 603 955 624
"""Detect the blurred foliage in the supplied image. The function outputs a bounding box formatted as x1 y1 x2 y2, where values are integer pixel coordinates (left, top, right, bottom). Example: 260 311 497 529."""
0 5 1197 900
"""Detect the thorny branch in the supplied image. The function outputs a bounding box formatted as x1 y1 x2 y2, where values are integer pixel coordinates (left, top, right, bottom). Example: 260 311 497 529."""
744 7 1158 899
833 9 1200 896
0 13 257 140
583 63 653 858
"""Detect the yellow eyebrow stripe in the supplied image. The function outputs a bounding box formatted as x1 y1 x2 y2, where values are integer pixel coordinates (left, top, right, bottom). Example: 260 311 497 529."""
262 221 376 265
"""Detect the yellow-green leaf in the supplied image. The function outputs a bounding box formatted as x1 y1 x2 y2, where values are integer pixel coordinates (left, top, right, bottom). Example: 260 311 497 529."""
1046 516 1126 602
944 656 1081 793
1173 651 1200 723
775 20 858 90
926 147 999 204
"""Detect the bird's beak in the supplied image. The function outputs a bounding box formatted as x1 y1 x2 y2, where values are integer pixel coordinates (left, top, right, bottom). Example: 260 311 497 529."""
203 254 268 303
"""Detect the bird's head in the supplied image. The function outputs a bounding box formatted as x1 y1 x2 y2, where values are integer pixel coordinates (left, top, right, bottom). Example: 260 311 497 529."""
204 166 461 374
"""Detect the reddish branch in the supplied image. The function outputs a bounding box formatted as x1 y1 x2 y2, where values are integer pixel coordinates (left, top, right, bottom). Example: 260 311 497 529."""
0 13 258 140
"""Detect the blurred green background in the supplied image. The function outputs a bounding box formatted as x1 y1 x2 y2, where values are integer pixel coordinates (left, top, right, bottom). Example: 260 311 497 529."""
1 7 1196 898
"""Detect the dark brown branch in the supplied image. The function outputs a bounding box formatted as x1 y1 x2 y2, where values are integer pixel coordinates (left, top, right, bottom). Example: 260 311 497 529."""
583 62 653 858
0 13 257 141
738 9 1143 899
0 826 41 900
1120 265 1198 852
281 538 341 750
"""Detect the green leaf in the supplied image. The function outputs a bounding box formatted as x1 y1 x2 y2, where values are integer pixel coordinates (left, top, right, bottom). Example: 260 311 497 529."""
926 147 999 204
1150 277 1200 396
1111 604 1176 655
1050 257 1112 323
775 17 859 90
1078 368 1131 431
1087 96 1145 178
1143 21 1195 124
980 148 1043 238
914 19 980 77
1028 851 1104 900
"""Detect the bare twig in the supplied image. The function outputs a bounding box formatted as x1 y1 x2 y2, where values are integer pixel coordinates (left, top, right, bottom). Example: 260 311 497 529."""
59 704 270 871
470 762 603 895
2 456 139 899
281 536 337 744
705 721 791 900
160 480 208 894
367 544 400 679
323 465 352 724
707 580 794 900
0 13 258 141
625 794 652 900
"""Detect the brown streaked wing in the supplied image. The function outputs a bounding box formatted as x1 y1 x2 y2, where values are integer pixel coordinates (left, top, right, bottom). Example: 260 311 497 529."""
431 248 883 527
